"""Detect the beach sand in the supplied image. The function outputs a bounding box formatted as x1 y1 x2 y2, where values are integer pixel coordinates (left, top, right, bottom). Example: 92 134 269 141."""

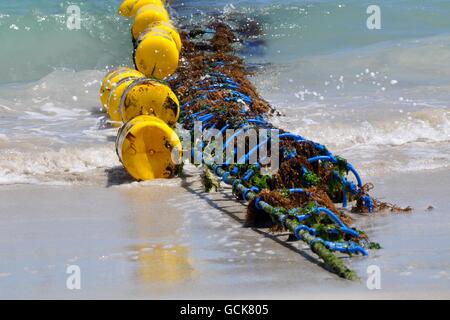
0 165 449 299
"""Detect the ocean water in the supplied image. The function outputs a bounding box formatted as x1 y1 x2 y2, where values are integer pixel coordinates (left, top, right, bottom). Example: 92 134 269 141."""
0 0 449 184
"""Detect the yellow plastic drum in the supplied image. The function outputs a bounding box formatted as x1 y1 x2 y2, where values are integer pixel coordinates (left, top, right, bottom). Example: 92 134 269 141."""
137 21 182 53
118 0 139 16
116 115 182 180
135 29 179 79
106 78 136 124
100 67 144 109
131 4 170 40
130 0 165 16
119 78 180 126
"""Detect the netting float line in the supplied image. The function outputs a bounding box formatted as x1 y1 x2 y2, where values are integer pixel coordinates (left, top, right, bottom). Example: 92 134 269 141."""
167 21 411 279
106 1 412 280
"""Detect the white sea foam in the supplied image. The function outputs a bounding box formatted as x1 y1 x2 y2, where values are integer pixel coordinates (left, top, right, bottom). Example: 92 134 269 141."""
289 109 449 148
252 33 450 176
268 107 450 176
0 146 120 185
1 17 449 186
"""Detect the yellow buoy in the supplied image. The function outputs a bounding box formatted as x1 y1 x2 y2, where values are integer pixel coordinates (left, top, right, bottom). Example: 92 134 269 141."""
100 67 144 109
118 0 164 17
116 115 182 180
106 78 136 124
118 0 139 16
130 0 165 16
100 67 129 108
131 4 170 40
135 29 179 79
119 78 180 126
137 20 182 53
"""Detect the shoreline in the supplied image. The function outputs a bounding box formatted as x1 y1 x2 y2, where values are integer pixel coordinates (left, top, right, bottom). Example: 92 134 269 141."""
0 166 448 299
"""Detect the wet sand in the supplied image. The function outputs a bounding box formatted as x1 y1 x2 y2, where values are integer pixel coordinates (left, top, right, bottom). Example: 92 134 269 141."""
0 166 449 299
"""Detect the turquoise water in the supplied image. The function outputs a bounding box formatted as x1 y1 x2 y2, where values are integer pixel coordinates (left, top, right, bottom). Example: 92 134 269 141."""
1 1 450 82
0 1 131 84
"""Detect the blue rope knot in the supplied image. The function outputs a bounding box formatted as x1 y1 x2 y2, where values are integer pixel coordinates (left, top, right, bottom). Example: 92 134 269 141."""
309 238 368 256
361 195 374 213
327 241 368 256
250 186 260 193
346 241 369 256
346 180 358 194
294 225 317 240
295 227 303 240
314 207 360 238
340 226 360 238
243 187 259 201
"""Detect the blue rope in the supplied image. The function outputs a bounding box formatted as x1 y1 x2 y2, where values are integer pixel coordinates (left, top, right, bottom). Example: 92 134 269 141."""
347 163 363 188
361 195 374 213
278 133 305 141
310 238 368 256
243 186 260 201
242 169 255 182
308 155 338 164
289 188 305 194
294 225 317 238
315 207 359 238
295 214 312 222
185 64 375 260
188 71 372 216
212 165 369 256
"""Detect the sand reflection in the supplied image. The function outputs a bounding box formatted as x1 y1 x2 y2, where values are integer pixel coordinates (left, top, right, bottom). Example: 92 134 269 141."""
123 186 196 284
132 244 196 284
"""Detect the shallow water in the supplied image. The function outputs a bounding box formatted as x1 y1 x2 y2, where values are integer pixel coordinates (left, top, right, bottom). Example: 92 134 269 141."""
0 0 448 183
0 0 449 298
